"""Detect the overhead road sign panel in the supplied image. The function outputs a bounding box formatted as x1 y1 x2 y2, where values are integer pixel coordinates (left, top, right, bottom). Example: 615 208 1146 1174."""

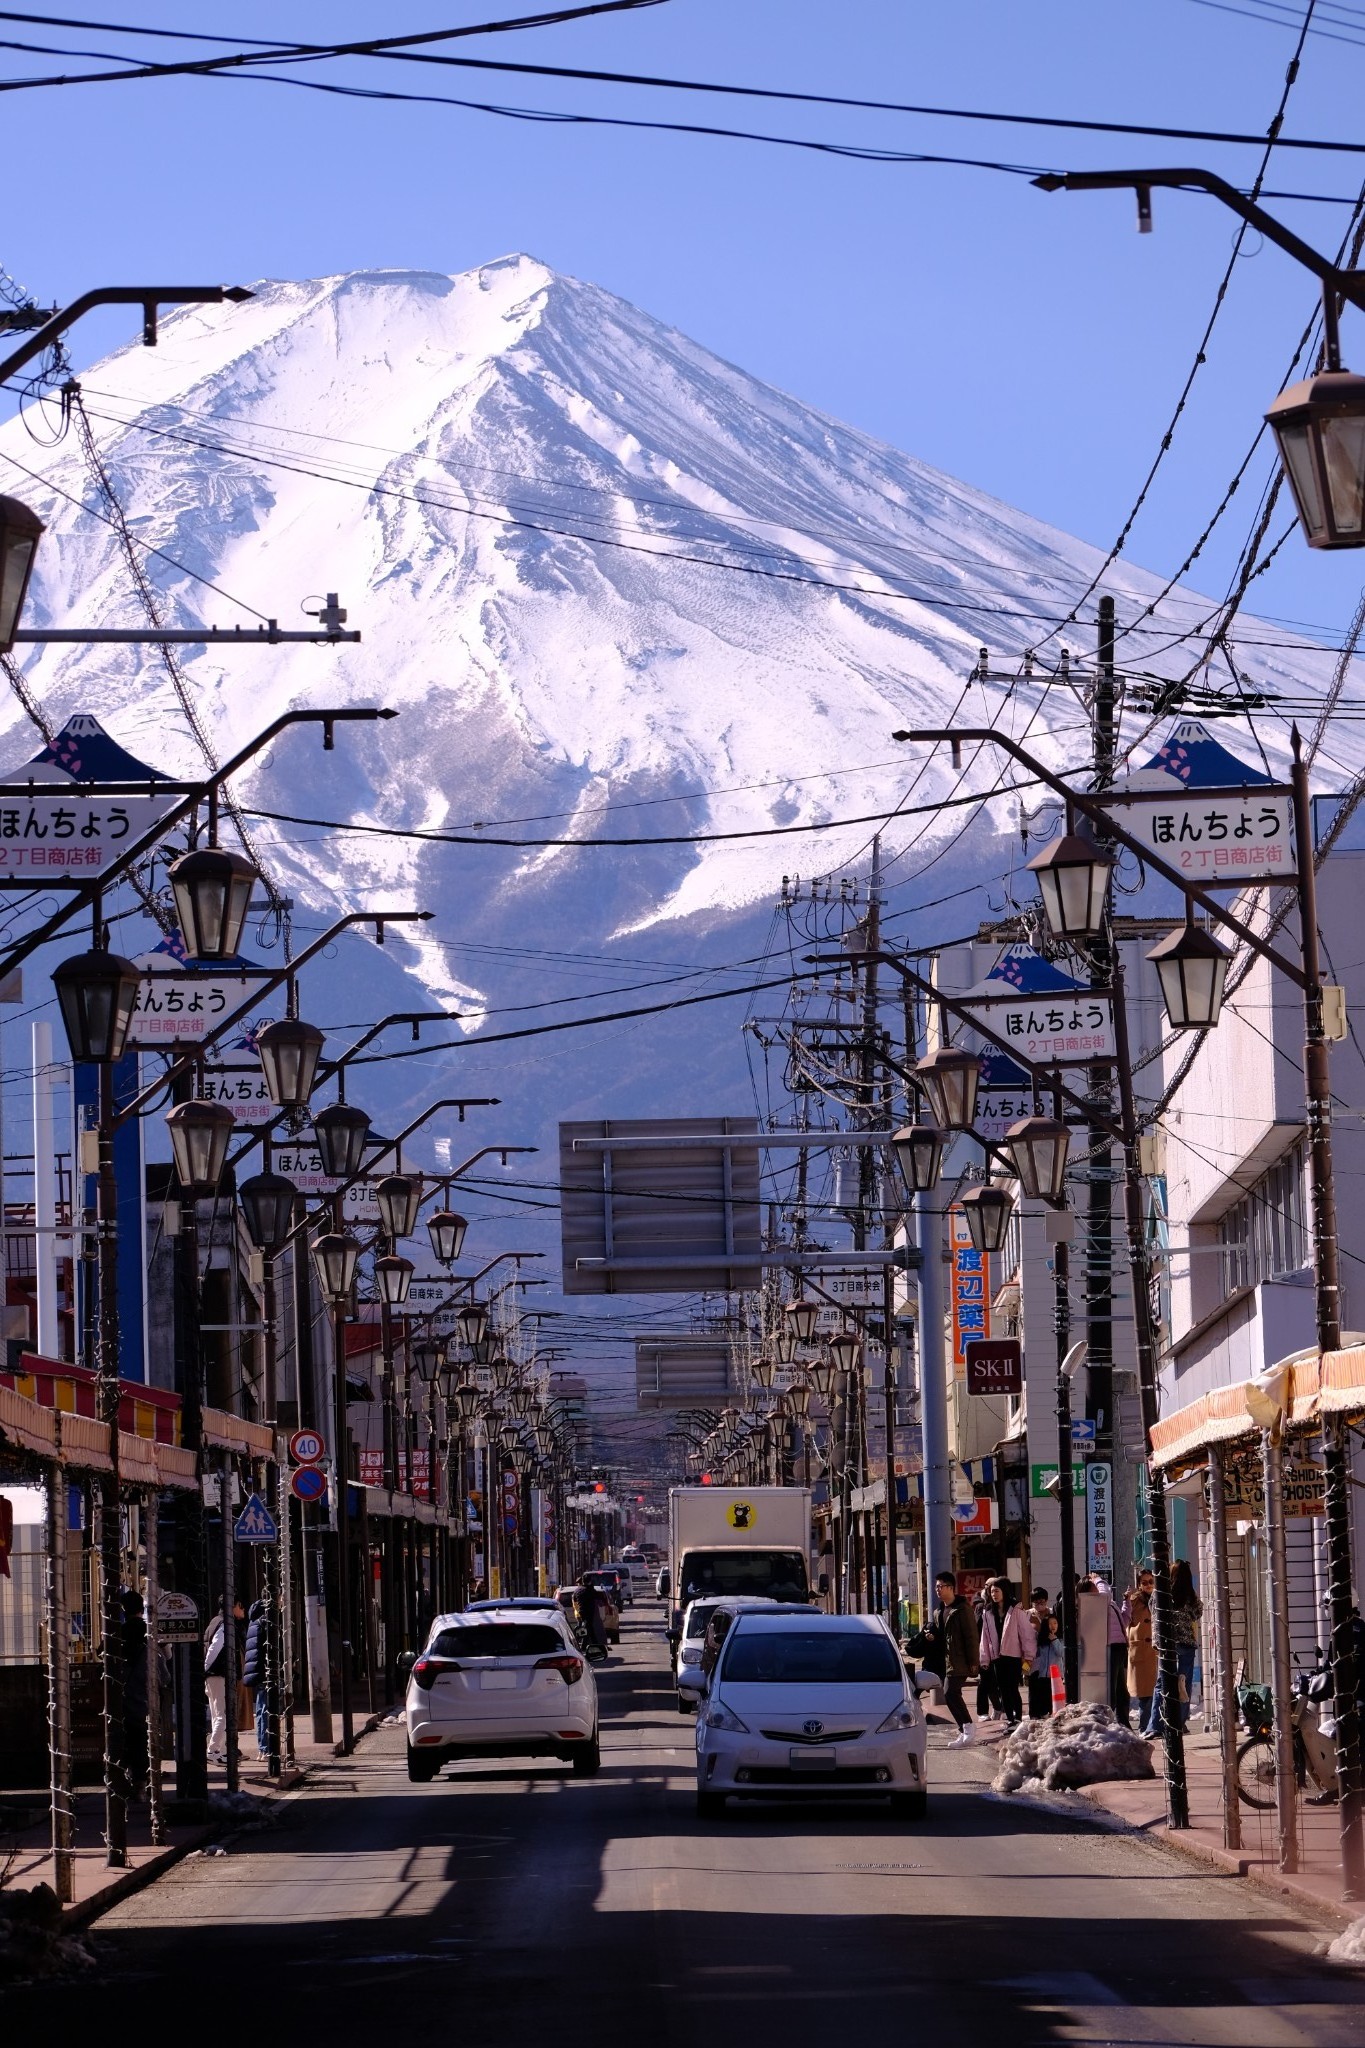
635 1336 731 1409
560 1117 763 1295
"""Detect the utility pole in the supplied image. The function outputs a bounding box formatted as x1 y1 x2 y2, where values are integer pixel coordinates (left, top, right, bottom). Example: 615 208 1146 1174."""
1086 595 1117 1615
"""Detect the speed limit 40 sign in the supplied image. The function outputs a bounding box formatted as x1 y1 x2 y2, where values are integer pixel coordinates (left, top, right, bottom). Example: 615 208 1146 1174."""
289 1428 325 1465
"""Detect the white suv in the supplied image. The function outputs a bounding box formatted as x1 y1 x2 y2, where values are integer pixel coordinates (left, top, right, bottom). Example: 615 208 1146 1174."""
694 1610 926 1819
402 1606 601 1782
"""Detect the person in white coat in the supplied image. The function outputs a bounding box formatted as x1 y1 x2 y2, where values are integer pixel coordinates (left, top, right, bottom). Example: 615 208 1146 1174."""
203 1598 243 1762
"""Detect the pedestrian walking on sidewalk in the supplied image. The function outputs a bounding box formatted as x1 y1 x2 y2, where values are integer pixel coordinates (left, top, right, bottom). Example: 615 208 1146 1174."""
1089 1576 1131 1725
1126 1569 1158 1735
242 1597 270 1760
1144 1559 1201 1735
1026 1588 1061 1719
977 1581 1001 1720
991 1579 1034 1728
204 1598 244 1762
921 1570 980 1747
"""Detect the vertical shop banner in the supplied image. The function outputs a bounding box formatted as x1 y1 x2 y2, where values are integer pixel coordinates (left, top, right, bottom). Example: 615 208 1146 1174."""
948 1204 991 1377
1086 1461 1114 1575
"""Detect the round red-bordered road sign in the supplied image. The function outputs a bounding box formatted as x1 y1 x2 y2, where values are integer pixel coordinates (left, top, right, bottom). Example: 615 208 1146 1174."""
289 1428 325 1465
290 1465 329 1504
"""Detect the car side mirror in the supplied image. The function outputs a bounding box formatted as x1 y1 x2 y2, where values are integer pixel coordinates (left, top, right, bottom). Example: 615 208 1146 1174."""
396 1650 417 1682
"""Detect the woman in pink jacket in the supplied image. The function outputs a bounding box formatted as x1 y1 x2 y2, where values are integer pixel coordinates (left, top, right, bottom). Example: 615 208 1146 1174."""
987 1579 1036 1728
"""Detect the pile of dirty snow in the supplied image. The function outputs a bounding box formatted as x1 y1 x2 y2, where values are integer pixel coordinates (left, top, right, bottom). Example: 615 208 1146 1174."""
1328 1918 1365 1963
0 1885 94 1983
992 1703 1155 1795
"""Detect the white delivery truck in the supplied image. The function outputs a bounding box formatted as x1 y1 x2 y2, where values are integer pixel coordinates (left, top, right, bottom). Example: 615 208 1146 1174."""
666 1485 813 1657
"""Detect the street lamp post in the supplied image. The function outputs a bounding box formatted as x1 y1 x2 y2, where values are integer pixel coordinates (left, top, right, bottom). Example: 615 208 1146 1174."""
312 1228 360 1754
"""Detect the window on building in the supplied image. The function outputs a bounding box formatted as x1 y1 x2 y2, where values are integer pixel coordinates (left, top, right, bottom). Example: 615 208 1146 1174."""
1218 1143 1307 1296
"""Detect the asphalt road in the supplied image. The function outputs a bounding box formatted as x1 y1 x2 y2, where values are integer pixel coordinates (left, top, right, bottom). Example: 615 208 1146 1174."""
10 1609 1365 2044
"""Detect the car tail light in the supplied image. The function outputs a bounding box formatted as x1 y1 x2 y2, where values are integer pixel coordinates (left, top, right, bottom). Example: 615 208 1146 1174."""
412 1656 461 1691
535 1654 584 1686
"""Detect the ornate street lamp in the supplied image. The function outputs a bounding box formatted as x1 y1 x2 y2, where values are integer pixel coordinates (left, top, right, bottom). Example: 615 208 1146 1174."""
1004 1115 1071 1203
774 1328 797 1365
451 1385 482 1424
510 1385 535 1418
916 1045 981 1130
410 1338 444 1384
491 1354 515 1391
256 1017 324 1107
499 1422 520 1453
52 947 142 1064
786 1299 820 1345
375 1253 414 1307
376 1173 420 1241
828 1330 863 1377
1267 366 1365 549
1148 917 1233 1031
456 1300 489 1349
165 1099 234 1194
961 1182 1013 1254
312 1102 370 1180
892 1123 944 1193
1028 832 1114 941
428 1209 467 1265
167 846 258 962
808 1359 835 1400
0 495 43 652
312 1230 359 1304
238 1168 298 1253
751 1358 776 1389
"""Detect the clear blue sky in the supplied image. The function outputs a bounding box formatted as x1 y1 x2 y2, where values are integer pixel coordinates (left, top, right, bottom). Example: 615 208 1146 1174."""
5 0 1365 656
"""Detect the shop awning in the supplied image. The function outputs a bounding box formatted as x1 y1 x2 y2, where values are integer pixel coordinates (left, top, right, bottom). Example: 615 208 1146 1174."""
1150 1346 1365 1471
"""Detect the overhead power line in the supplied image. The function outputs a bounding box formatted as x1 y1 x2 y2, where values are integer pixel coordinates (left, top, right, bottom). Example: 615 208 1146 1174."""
5 7 1365 159
0 0 667 92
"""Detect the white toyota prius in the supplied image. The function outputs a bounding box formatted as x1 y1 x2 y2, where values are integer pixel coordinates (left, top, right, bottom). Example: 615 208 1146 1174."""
694 1609 926 1818
402 1606 601 1782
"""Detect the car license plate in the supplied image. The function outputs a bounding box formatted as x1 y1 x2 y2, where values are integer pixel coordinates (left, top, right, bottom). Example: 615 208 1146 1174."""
789 1747 836 1770
480 1671 519 1690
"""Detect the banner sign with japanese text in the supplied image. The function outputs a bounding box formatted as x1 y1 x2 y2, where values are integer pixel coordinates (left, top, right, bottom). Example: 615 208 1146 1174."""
126 959 273 1047
961 989 1115 1066
198 1062 276 1125
1098 787 1296 885
0 790 179 883
948 1203 991 1378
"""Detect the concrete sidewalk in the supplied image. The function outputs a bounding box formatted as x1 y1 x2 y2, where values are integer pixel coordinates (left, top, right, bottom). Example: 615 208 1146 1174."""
1 1710 386 1926
952 1711 1361 1928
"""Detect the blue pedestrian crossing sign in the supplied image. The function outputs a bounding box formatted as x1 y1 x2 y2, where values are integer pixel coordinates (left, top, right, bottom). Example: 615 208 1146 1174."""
234 1492 278 1544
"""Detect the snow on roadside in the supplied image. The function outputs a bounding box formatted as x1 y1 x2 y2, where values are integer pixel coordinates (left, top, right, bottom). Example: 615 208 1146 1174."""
993 1702 1156 1795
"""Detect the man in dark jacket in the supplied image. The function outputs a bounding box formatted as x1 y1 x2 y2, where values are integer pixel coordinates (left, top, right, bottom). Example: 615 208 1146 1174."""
926 1571 981 1748
242 1599 270 1762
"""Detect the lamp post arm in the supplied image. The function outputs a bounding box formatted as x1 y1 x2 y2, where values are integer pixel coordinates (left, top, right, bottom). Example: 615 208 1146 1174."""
0 706 397 981
0 283 254 385
891 724 1310 987
114 909 433 1129
1033 167 1365 310
364 1098 504 1177
222 1009 462 1173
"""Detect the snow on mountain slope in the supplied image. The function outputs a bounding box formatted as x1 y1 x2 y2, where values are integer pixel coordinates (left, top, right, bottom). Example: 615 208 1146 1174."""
1 256 1358 1013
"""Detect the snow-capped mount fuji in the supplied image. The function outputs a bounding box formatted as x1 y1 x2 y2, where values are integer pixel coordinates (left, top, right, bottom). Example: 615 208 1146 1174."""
0 255 1357 1029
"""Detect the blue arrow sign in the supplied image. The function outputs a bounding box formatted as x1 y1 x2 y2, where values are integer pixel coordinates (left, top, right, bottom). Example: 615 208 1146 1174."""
1071 1418 1097 1447
234 1492 278 1544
